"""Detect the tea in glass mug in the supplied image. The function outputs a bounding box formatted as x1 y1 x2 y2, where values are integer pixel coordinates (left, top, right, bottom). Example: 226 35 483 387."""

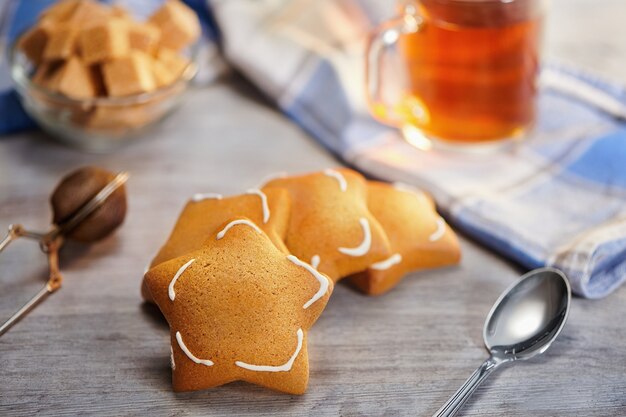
366 0 545 148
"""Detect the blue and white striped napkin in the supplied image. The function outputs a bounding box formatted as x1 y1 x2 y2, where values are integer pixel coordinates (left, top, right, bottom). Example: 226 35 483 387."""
209 0 626 298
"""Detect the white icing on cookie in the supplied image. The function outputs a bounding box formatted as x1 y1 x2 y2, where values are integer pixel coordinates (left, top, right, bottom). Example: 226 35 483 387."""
288 255 329 309
168 258 195 301
246 188 270 223
310 255 320 269
191 193 223 202
170 345 176 370
216 219 262 240
429 217 446 242
338 218 371 257
235 328 303 372
257 171 288 187
370 253 402 271
323 169 347 192
176 331 214 366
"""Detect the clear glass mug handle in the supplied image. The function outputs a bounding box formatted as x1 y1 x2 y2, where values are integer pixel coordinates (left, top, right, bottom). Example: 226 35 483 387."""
365 5 422 126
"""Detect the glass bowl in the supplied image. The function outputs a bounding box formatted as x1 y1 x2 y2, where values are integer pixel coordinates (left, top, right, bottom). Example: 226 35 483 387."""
9 40 198 152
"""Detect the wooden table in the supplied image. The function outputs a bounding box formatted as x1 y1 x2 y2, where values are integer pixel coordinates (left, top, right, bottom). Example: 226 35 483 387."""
1 1 625 415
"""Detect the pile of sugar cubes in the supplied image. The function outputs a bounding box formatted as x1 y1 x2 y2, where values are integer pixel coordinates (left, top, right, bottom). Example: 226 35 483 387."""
18 0 201 100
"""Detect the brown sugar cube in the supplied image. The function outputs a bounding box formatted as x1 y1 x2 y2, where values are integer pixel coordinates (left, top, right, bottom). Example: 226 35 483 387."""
78 19 129 65
150 58 177 88
31 62 63 87
17 20 55 65
102 52 156 97
87 65 107 96
129 22 160 53
65 0 111 28
39 0 80 22
111 4 132 20
148 0 200 51
48 56 97 99
155 48 189 78
43 25 78 61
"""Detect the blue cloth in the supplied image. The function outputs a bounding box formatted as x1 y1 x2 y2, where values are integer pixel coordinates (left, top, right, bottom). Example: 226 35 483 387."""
209 0 626 298
0 0 219 135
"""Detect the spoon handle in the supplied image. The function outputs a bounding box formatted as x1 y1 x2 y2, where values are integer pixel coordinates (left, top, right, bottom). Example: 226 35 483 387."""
433 356 502 417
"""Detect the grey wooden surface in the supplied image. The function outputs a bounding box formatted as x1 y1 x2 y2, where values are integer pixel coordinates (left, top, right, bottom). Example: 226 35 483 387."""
1 1 625 415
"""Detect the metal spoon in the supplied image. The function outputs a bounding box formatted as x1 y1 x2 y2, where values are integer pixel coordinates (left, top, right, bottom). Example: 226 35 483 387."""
433 267 571 417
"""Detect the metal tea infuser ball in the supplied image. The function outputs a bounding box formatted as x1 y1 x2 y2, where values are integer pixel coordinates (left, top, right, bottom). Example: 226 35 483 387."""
0 166 129 337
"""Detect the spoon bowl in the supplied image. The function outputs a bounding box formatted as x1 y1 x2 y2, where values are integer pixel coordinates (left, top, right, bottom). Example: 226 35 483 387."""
434 267 571 417
484 267 570 361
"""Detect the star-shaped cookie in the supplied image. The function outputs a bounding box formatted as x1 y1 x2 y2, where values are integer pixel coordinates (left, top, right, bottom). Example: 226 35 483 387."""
349 182 461 295
262 168 392 282
144 217 333 394
142 188 291 301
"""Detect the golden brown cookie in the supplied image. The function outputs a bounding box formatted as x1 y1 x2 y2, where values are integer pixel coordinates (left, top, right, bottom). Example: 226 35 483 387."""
150 188 291 266
349 182 461 295
262 168 392 282
142 188 291 301
144 217 333 394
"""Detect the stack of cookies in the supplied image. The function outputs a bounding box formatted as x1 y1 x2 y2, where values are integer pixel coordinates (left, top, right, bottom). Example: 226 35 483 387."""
16 0 200 133
142 168 461 394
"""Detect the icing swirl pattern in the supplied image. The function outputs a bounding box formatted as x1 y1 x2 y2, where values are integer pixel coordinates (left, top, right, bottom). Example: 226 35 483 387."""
371 253 402 271
168 258 195 301
246 189 270 223
216 219 262 240
235 329 303 372
176 331 214 366
191 193 223 202
288 255 330 309
429 218 446 242
323 169 347 192
338 218 371 257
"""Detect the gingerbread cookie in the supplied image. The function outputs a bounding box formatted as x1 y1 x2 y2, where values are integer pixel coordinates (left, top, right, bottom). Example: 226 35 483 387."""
142 188 291 301
262 168 392 281
143 217 333 394
349 182 461 295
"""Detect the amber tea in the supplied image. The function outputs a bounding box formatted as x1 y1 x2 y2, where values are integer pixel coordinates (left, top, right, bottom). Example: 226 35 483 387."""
367 0 544 147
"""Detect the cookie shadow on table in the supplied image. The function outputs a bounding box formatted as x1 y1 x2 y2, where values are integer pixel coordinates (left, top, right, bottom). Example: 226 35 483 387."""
141 360 307 412
175 381 306 412
140 301 169 330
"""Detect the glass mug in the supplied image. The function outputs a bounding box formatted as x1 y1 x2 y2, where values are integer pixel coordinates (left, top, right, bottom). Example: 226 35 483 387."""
366 0 545 149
